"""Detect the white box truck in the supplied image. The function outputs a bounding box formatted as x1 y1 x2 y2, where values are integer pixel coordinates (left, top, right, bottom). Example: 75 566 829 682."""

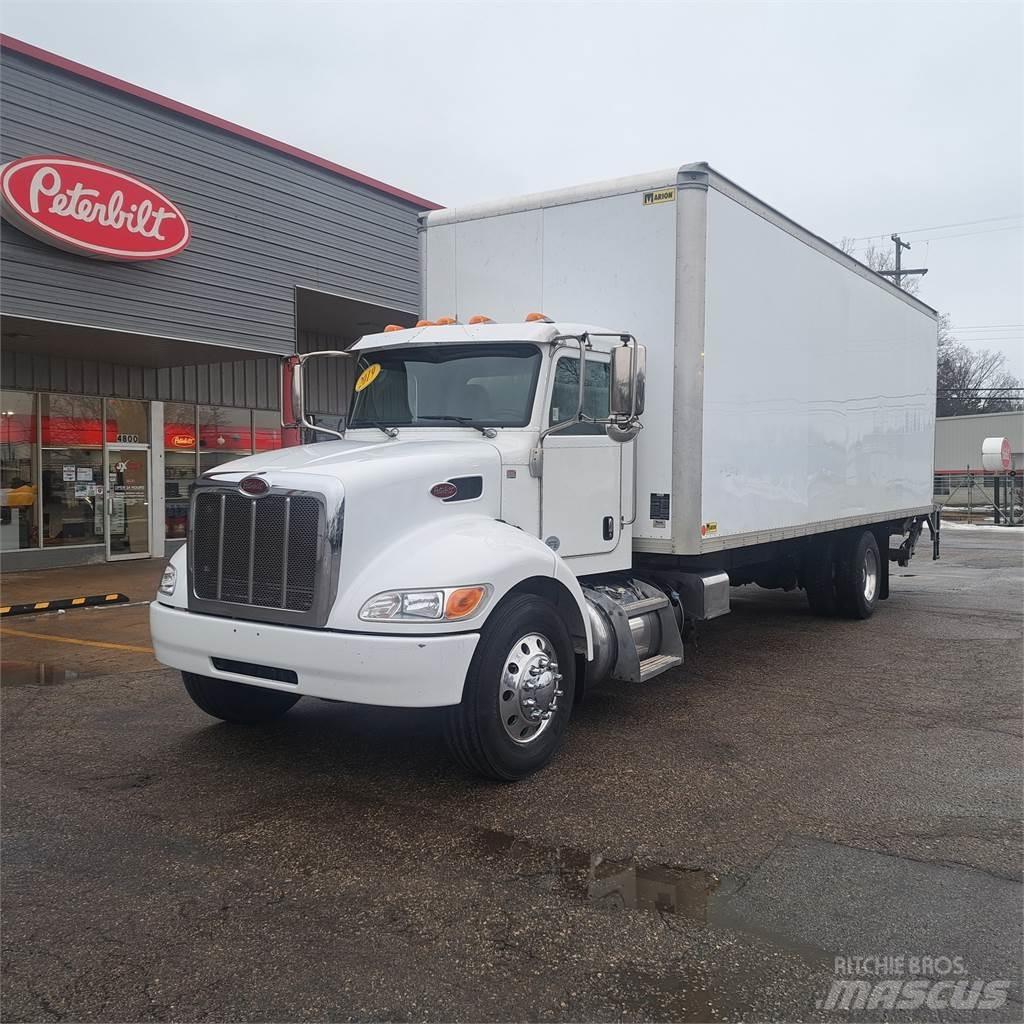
151 163 940 780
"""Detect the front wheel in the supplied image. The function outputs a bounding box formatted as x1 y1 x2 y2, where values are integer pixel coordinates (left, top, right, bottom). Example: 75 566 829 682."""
445 594 576 781
182 672 300 724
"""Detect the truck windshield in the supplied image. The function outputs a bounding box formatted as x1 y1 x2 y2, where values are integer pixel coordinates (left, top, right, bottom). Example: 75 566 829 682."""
348 344 542 429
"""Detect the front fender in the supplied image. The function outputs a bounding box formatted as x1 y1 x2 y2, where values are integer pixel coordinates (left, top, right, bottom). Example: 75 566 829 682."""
328 515 593 656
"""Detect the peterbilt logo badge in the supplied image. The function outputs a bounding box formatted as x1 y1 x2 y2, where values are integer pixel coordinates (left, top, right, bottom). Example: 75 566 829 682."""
239 476 270 496
0 155 190 261
430 482 458 500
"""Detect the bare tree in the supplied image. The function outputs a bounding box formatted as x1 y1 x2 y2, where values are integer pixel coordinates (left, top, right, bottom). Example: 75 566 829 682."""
935 314 1023 416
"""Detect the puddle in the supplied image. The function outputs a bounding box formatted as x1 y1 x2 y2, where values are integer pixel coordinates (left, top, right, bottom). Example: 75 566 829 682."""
1 661 84 686
469 827 720 922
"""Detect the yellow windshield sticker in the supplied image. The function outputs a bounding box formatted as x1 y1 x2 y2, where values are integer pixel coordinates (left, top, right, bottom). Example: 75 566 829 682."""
355 363 381 392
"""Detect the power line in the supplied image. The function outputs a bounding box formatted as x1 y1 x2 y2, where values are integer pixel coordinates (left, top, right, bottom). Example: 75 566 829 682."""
924 225 1022 243
845 223 1022 254
847 214 1023 243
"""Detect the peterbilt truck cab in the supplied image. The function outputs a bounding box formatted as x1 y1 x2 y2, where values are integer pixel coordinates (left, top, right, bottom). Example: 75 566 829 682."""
151 318 672 780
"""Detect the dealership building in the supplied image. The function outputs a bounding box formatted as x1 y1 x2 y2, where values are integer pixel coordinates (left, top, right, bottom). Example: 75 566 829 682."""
0 34 438 570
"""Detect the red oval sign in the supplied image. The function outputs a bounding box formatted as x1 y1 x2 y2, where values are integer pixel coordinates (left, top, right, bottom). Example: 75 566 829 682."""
0 155 190 261
239 475 270 496
430 482 458 500
170 434 196 449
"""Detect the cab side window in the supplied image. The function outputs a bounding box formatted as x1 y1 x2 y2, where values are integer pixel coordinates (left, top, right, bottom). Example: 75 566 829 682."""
548 356 610 436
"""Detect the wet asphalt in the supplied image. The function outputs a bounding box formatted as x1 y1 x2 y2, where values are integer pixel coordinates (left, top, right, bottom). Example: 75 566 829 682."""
1 528 1022 1022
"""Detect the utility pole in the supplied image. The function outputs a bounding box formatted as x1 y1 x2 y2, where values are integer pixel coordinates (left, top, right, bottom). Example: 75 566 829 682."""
876 234 928 289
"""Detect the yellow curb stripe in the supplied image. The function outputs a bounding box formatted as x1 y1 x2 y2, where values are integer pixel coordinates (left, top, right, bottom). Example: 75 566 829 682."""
33 602 49 610
105 594 119 601
72 597 86 606
0 608 10 615
0 626 154 654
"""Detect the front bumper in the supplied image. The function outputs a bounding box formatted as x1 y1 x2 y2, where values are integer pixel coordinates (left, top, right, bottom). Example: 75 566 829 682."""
150 602 478 707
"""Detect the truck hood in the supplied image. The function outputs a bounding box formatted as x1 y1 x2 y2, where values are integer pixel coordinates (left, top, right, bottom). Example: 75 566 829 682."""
208 436 499 480
204 436 503 526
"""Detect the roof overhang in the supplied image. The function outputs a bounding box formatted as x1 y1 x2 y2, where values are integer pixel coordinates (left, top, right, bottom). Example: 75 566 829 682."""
1 315 290 368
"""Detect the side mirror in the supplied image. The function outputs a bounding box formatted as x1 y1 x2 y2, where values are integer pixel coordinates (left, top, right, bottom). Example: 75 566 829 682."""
290 366 304 427
610 343 646 418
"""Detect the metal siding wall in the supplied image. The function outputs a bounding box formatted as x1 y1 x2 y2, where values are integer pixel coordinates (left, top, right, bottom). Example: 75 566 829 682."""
0 331 350 413
935 412 1024 471
0 49 420 356
297 331 357 417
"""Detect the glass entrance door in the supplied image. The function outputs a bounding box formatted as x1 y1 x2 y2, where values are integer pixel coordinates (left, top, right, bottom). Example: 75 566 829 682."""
106 445 151 560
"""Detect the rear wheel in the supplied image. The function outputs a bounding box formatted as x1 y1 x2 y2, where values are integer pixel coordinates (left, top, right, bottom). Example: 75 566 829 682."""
182 672 300 724
445 594 575 781
834 530 881 620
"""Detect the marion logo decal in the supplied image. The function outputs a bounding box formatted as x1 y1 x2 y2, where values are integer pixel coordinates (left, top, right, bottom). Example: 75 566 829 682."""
0 156 190 261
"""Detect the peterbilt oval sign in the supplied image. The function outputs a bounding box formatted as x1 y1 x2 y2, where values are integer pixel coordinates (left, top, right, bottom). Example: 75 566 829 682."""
0 155 190 261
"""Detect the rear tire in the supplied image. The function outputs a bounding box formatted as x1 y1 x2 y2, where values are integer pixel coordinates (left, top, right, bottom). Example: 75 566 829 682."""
834 530 881 620
182 672 300 724
445 594 576 781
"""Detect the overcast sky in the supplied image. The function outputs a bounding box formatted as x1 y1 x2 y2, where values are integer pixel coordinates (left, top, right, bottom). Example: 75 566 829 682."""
4 0 1023 376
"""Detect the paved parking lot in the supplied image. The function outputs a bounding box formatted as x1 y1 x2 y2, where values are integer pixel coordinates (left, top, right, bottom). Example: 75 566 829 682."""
2 528 1021 1022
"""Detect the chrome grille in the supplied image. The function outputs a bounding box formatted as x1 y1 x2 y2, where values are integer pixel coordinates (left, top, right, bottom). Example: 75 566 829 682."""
190 489 326 620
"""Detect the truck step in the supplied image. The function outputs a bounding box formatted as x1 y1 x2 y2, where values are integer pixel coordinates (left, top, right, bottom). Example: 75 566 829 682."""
622 595 670 617
638 653 683 682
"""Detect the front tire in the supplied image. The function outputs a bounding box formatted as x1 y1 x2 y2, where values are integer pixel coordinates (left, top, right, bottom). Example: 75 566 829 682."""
445 594 576 781
182 672 300 724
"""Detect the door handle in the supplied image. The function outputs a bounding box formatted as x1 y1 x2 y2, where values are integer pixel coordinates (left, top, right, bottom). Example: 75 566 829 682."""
603 516 615 541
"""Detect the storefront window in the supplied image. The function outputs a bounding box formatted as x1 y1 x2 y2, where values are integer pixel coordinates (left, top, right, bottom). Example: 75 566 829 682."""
164 403 197 540
199 405 253 475
106 398 150 445
40 394 105 548
1 391 39 551
253 410 283 452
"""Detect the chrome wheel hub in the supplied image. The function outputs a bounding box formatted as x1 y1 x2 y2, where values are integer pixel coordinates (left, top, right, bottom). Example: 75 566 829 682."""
499 633 563 745
863 546 879 603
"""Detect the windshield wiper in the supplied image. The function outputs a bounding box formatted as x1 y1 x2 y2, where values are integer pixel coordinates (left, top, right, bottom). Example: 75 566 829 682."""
353 419 399 438
417 414 496 438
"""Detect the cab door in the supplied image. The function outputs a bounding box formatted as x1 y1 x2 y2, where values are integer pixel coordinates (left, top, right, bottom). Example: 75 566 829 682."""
540 352 622 559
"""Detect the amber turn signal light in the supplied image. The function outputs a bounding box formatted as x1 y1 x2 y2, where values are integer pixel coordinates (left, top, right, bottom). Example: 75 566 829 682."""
445 586 487 620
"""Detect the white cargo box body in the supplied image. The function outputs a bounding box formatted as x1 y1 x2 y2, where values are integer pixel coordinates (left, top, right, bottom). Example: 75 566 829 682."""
421 163 938 556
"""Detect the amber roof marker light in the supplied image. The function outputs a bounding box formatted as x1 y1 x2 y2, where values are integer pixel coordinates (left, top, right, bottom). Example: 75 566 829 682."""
525 312 553 323
468 315 495 324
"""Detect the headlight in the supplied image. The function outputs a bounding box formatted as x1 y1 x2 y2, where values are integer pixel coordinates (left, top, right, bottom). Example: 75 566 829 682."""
158 564 177 596
359 585 489 622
